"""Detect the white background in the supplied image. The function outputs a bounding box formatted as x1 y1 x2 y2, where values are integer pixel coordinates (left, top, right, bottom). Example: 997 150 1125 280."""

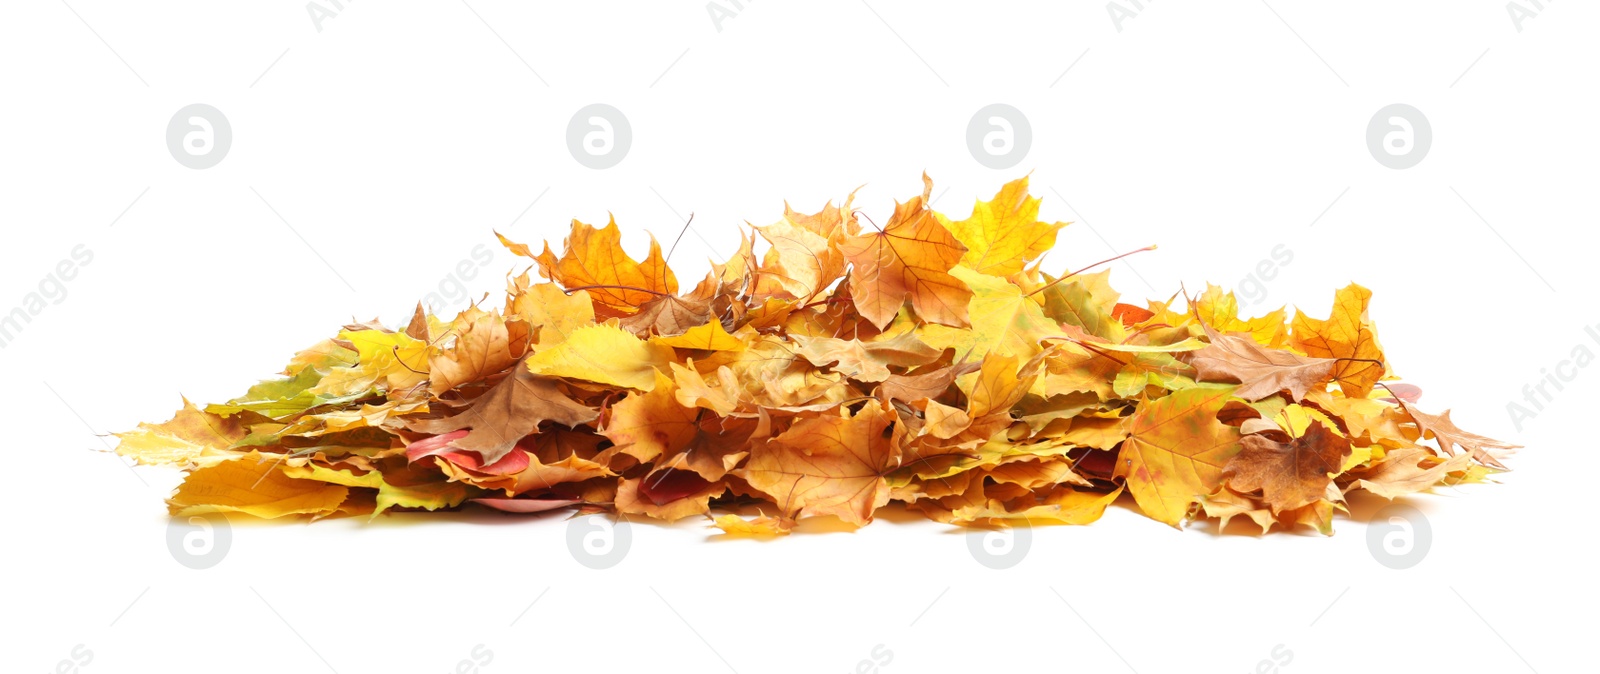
2 2 1591 672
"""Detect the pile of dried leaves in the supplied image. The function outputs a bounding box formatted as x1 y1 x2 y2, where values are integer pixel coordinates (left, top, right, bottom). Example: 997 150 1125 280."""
117 176 1516 534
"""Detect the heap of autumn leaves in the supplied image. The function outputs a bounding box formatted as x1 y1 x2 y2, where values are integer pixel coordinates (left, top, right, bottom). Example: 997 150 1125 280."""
116 176 1516 535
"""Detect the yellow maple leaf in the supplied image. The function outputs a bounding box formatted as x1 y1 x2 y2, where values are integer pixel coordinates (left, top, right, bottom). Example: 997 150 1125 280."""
1193 284 1288 347
918 265 1059 361
1115 386 1243 526
1291 283 1387 397
506 273 596 345
940 176 1067 276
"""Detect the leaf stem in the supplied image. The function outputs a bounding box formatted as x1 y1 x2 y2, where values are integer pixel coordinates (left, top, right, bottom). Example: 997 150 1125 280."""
854 210 883 233
562 284 673 298
1040 335 1130 366
664 213 695 265
1024 245 1158 298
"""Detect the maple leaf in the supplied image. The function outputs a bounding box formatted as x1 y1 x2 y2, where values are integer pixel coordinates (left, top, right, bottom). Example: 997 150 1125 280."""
1038 269 1123 342
501 217 677 314
650 415 756 482
939 176 1067 277
618 294 712 337
407 363 598 465
1398 400 1520 470
739 402 900 526
917 265 1060 361
963 352 1038 418
1223 421 1352 513
1193 284 1289 348
505 273 595 344
752 200 851 302
840 174 973 328
1115 386 1243 527
1292 283 1386 397
427 307 530 396
1187 323 1337 401
600 371 699 464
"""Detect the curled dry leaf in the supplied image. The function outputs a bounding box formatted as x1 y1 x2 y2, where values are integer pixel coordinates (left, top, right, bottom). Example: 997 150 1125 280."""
117 175 1516 535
